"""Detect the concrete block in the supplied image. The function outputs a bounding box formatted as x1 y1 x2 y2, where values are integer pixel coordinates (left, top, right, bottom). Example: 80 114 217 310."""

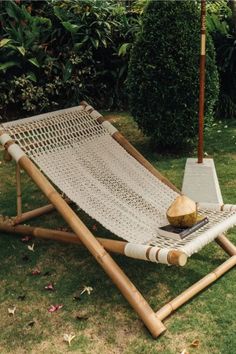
182 158 223 204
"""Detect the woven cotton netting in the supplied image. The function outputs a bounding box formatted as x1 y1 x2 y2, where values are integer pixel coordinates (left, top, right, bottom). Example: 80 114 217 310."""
2 106 236 256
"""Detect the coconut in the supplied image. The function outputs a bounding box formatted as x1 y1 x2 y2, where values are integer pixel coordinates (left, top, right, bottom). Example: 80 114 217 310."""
166 195 197 228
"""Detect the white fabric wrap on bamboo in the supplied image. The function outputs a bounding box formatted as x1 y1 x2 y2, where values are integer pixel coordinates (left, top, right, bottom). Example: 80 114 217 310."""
2 105 236 262
90 110 102 120
0 133 11 146
7 144 25 162
85 105 93 111
0 133 25 162
124 243 170 264
102 121 118 135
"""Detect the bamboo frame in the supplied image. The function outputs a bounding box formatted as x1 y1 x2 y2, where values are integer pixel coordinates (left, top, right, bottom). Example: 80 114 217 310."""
13 198 71 225
0 223 187 267
156 254 236 321
0 132 166 338
0 105 236 338
16 163 22 216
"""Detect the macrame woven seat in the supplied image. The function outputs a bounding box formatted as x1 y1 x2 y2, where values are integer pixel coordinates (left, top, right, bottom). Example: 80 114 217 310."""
2 106 236 257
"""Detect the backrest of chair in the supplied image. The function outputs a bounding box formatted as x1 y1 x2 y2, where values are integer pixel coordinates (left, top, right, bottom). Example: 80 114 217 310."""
2 105 179 244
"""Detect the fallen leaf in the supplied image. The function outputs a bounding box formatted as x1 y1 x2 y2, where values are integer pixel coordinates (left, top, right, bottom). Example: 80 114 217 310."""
80 286 93 296
63 333 76 346
31 268 41 275
190 339 200 348
180 350 189 354
8 306 16 316
27 320 35 328
44 283 55 291
21 236 32 243
17 295 26 301
22 255 30 262
73 293 81 301
75 310 89 320
48 304 63 313
27 243 35 252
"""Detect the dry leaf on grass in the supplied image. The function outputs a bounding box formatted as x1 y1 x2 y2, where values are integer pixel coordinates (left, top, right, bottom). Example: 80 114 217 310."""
21 236 32 243
27 243 35 252
80 286 93 296
180 349 189 354
48 304 63 313
27 320 35 328
8 306 16 316
31 268 41 275
63 333 76 346
75 310 89 320
190 339 200 348
17 294 26 301
22 255 30 262
44 283 55 291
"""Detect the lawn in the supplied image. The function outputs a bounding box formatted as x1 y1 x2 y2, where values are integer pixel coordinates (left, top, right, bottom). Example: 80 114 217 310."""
0 112 236 354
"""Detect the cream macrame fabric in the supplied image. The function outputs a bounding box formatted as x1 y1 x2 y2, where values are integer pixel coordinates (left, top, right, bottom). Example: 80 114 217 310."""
2 105 236 257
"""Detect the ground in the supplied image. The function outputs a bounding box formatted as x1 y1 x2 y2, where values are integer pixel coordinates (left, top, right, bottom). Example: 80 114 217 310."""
0 113 235 354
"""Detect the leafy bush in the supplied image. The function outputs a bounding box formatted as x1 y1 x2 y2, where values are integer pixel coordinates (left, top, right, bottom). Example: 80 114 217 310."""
0 0 138 120
127 0 219 150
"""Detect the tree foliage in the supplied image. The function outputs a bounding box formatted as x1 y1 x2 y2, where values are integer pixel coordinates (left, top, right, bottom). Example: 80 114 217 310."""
0 0 139 120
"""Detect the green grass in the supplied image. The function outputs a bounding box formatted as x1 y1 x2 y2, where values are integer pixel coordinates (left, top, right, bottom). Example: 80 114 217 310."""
0 113 236 354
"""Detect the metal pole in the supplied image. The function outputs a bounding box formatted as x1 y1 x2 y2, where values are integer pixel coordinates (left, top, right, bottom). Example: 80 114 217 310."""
198 0 206 164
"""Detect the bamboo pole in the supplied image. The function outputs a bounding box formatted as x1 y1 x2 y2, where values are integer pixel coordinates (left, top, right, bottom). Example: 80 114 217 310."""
16 163 22 217
198 0 206 163
0 137 166 338
0 223 126 254
13 198 71 225
0 223 187 266
156 255 236 321
215 234 236 256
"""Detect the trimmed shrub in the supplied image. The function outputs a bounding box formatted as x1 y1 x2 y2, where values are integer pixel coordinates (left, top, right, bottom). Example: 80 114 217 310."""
127 0 219 150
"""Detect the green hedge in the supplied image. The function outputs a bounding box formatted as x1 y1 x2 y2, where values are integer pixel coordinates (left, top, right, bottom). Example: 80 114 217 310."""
127 0 219 150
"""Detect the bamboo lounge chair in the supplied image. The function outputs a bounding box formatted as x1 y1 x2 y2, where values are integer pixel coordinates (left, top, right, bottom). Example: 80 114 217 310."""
0 102 236 338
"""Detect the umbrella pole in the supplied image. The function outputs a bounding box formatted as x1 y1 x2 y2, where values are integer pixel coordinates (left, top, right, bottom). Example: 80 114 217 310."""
198 0 206 164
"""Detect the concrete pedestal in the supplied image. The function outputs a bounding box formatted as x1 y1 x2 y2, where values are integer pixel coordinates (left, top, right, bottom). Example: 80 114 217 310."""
182 158 223 204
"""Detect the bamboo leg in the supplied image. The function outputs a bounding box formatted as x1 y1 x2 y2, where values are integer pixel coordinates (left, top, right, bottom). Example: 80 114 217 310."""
0 223 127 254
13 198 71 225
16 163 22 216
156 255 236 321
0 223 187 266
13 153 166 338
215 234 236 256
